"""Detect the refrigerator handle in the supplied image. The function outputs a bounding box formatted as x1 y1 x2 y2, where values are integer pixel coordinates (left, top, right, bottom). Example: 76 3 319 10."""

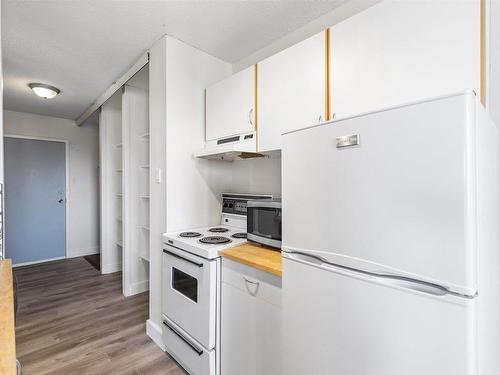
284 251 461 298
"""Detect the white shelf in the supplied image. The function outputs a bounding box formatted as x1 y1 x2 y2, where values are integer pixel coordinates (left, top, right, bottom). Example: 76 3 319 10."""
116 169 123 173
139 165 150 169
140 133 150 140
116 217 122 222
116 194 123 198
140 226 150 231
115 143 123 148
140 195 150 200
116 241 123 247
139 253 150 262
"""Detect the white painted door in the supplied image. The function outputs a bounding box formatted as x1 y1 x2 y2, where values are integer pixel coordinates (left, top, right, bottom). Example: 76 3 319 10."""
330 0 480 119
283 256 476 375
282 92 478 295
221 281 256 375
221 259 282 375
206 66 255 140
259 32 325 152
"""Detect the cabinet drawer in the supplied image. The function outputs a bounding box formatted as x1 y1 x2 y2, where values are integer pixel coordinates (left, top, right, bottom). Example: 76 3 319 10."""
222 258 281 307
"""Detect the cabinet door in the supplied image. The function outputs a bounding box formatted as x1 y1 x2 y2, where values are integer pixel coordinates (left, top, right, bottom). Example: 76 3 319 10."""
330 0 480 119
206 66 255 141
221 259 282 375
221 282 256 375
259 32 325 152
255 298 282 375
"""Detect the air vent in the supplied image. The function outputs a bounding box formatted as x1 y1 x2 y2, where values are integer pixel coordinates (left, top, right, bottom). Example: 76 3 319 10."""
217 136 240 145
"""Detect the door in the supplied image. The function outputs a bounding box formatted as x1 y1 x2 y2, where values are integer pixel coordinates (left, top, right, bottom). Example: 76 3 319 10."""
259 31 325 152
5 137 66 265
162 246 218 350
282 92 477 295
329 1 480 119
206 66 255 140
283 255 476 375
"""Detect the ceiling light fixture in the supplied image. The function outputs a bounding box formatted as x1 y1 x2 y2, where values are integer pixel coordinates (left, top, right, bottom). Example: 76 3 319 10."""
28 83 61 99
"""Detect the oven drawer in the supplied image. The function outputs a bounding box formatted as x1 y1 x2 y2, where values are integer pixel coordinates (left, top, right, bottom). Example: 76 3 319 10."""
162 245 219 350
162 315 216 375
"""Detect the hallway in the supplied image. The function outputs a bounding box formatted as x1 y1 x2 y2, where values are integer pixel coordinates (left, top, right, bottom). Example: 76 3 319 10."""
13 257 184 375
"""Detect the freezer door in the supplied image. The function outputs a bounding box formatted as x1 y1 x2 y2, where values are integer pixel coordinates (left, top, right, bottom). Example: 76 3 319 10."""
282 92 477 295
283 256 477 375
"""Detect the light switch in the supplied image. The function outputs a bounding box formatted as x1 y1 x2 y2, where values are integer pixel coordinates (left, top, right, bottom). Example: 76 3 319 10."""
156 168 162 184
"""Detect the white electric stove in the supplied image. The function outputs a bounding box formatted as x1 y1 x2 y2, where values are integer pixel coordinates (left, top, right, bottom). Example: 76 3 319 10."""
161 193 272 375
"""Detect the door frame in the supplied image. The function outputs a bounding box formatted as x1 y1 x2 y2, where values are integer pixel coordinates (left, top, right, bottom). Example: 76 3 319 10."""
4 134 70 264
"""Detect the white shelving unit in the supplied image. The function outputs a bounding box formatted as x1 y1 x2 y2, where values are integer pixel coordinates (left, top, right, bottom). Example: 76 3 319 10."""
100 65 150 297
100 91 124 275
121 65 150 297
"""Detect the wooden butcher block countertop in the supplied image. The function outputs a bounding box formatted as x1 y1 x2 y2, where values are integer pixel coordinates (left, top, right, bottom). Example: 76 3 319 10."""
0 259 16 375
220 243 282 277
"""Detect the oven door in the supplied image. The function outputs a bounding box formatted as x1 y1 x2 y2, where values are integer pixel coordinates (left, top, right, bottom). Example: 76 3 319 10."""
162 245 218 350
247 201 282 248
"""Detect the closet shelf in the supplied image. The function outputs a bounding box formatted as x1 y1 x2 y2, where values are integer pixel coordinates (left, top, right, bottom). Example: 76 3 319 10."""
115 143 123 148
140 133 150 139
139 165 150 169
140 226 150 231
116 241 123 247
116 217 122 222
140 195 150 200
139 253 150 262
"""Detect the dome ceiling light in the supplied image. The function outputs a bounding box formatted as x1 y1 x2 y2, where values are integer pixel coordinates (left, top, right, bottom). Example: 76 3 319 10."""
28 83 61 99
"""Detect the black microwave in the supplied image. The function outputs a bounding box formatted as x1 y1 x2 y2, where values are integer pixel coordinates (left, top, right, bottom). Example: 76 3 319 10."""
247 199 282 249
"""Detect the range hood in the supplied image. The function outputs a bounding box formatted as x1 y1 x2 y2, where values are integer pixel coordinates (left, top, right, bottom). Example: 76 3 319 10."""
194 131 266 161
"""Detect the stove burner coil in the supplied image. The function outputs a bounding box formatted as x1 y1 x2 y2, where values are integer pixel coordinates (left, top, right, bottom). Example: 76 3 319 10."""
231 233 247 239
179 232 202 238
208 227 229 233
199 236 232 245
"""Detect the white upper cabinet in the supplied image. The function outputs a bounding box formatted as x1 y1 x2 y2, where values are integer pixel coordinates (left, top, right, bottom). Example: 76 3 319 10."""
258 32 325 152
206 66 255 141
330 0 480 119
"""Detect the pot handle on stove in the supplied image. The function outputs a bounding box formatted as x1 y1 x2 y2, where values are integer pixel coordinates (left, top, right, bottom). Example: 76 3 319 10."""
163 249 204 267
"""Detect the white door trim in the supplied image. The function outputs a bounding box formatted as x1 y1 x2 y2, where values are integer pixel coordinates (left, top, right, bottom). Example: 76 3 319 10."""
4 134 70 261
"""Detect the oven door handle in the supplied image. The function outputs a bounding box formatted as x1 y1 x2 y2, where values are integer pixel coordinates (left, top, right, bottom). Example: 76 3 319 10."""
163 320 204 356
163 249 204 268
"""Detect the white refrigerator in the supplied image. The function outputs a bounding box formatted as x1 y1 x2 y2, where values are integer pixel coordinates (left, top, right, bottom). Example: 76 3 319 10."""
281 91 500 375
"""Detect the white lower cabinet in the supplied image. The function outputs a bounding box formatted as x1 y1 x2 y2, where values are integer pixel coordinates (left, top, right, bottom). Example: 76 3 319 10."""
221 259 282 375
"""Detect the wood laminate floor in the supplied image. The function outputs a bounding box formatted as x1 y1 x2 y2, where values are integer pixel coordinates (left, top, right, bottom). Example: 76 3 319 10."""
14 257 185 375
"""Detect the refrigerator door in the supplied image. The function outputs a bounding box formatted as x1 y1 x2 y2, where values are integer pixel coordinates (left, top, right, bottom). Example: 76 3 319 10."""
283 254 477 375
282 92 478 295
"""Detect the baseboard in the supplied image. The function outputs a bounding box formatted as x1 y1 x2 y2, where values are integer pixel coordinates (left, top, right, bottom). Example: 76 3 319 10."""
147 319 165 351
67 246 99 258
12 256 65 268
126 279 150 296
101 262 122 274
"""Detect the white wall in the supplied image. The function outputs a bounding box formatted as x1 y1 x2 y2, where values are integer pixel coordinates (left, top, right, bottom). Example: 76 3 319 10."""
490 0 500 125
147 36 233 347
231 156 281 197
3 110 100 258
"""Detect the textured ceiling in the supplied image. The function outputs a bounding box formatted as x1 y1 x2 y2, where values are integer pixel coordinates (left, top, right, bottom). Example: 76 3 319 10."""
2 0 347 120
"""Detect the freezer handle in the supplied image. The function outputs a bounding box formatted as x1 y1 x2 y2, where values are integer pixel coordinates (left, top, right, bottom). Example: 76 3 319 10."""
284 251 460 298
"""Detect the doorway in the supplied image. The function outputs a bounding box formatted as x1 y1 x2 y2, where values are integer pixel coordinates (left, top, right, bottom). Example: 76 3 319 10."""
4 136 68 266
